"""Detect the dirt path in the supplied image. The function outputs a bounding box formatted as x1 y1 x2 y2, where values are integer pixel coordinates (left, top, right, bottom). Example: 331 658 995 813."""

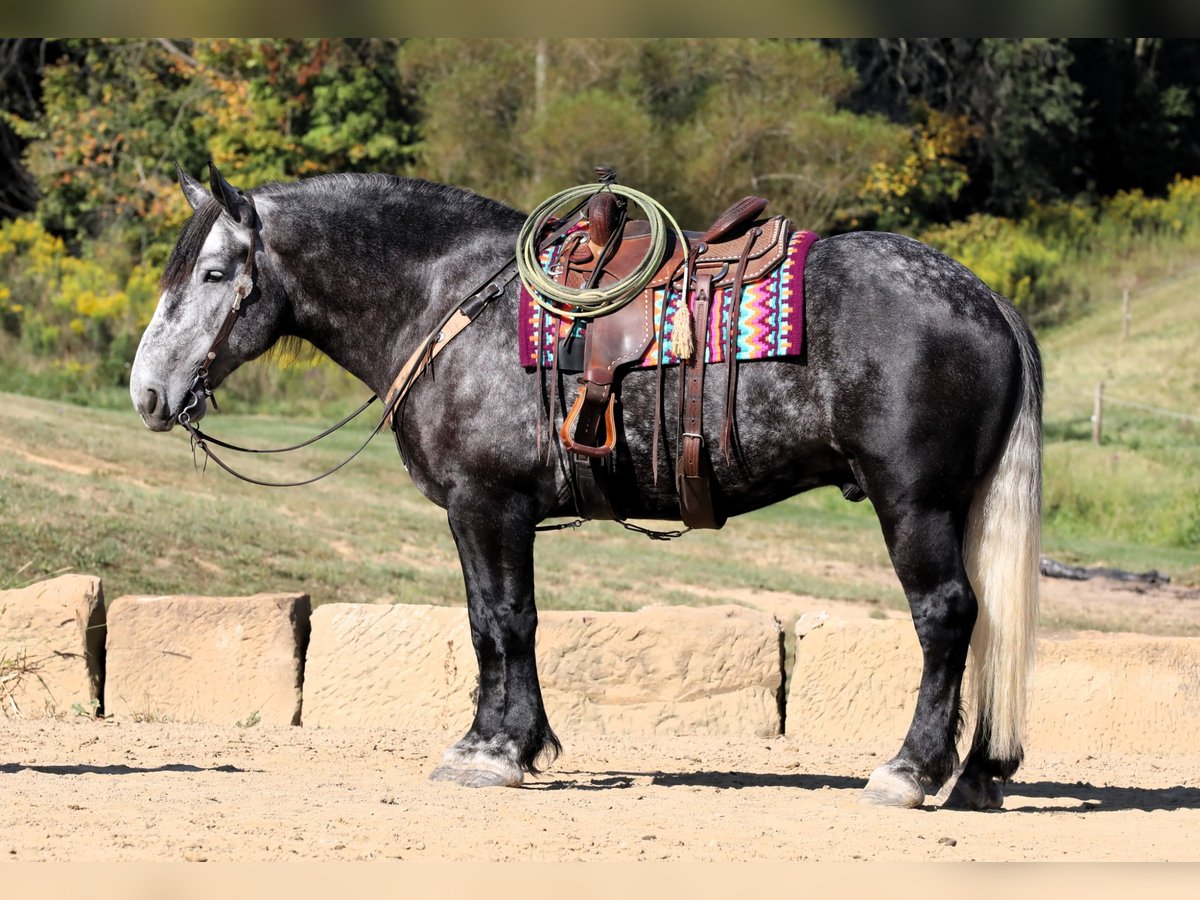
2 720 1197 862
727 568 1200 638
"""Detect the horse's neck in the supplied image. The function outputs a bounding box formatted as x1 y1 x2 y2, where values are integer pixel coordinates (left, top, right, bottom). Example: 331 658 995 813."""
264 189 521 395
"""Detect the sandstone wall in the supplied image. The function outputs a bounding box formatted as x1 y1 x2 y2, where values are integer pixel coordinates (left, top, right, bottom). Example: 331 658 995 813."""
7 574 1200 757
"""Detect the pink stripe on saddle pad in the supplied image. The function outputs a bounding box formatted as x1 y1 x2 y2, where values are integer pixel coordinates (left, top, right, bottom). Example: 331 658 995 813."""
518 229 818 369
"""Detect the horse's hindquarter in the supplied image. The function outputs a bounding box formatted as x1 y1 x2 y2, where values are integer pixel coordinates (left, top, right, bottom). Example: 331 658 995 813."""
801 232 1024 501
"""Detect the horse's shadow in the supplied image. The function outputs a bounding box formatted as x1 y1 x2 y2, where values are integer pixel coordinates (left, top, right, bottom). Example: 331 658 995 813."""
530 770 865 792
0 763 251 775
1004 780 1200 814
531 770 1200 812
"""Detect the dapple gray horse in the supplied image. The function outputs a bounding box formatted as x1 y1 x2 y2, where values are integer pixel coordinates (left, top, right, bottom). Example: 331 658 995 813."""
131 167 1042 810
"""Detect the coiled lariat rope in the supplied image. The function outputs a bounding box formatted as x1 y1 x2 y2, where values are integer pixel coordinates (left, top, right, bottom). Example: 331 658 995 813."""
516 183 689 320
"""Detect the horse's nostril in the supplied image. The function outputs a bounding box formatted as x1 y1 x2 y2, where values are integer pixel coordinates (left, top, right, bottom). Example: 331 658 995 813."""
136 385 167 421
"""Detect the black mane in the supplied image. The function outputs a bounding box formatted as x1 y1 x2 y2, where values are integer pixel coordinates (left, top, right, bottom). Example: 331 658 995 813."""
160 174 522 299
160 199 223 297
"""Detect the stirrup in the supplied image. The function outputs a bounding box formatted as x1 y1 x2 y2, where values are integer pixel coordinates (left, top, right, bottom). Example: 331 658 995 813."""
560 385 617 459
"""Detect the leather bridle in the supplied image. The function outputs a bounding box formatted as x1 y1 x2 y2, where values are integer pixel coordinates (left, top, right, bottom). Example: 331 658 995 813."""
178 196 260 430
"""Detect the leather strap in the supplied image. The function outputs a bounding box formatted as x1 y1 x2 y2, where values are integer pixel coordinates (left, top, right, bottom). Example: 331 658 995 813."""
195 212 258 391
720 226 761 461
538 233 581 458
384 308 474 426
651 252 693 482
676 273 724 530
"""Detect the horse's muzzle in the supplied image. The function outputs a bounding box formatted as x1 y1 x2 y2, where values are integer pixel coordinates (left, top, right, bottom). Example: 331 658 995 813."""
133 383 175 432
132 382 206 432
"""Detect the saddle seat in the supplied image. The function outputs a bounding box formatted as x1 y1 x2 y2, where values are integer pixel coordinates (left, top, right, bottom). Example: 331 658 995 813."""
550 191 795 531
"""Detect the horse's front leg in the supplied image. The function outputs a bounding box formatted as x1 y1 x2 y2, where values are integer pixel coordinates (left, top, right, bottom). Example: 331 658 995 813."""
430 490 560 787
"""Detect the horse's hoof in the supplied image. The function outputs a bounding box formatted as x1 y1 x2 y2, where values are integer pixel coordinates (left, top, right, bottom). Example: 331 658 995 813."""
428 765 522 788
430 737 524 787
943 775 1004 811
860 763 926 808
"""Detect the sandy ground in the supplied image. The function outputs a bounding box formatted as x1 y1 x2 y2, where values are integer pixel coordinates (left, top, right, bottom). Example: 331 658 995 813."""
3 572 1198 863
2 719 1198 862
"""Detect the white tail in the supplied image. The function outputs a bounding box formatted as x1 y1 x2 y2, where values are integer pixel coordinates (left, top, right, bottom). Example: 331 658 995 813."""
963 298 1042 762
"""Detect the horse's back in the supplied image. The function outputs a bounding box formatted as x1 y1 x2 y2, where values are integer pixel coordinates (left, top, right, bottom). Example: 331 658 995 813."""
805 231 1020 368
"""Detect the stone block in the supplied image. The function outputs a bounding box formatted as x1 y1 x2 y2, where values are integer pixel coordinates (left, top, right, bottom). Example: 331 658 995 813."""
302 603 783 736
0 574 105 720
105 593 310 726
786 616 921 745
538 605 783 737
786 615 1200 756
1031 632 1200 756
301 604 475 734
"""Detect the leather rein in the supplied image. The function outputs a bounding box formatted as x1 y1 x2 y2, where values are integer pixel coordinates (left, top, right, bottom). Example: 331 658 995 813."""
176 192 584 488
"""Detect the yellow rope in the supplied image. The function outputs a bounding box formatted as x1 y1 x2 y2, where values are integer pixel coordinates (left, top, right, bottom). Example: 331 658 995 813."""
517 184 688 320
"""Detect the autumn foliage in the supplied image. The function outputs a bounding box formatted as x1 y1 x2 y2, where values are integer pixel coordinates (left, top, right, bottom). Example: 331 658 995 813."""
2 39 1199 406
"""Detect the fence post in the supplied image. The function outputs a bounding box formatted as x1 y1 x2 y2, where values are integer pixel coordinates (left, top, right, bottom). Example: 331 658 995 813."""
1122 288 1131 340
1092 381 1104 446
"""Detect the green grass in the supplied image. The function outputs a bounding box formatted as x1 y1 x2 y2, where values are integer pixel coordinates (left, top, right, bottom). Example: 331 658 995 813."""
1037 250 1200 582
0 391 899 612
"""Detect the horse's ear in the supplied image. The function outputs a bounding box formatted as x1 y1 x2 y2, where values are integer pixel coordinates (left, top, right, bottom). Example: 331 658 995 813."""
175 162 209 212
207 162 254 225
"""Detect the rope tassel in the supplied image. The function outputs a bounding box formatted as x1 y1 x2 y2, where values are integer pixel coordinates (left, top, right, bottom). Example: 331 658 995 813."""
673 301 693 360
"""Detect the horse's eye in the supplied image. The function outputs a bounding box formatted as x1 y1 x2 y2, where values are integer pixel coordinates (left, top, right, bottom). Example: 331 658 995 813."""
204 270 224 283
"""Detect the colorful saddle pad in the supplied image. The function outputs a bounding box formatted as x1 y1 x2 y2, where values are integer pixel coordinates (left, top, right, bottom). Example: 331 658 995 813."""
518 228 818 369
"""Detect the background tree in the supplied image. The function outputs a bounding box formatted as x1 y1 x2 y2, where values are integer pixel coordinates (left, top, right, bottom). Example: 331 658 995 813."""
399 39 904 231
837 38 1200 220
1070 39 1200 198
0 39 51 220
188 39 412 186
836 38 1084 218
9 39 412 266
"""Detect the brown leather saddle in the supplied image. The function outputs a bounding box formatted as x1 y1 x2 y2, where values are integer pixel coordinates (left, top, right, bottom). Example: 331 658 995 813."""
547 191 793 530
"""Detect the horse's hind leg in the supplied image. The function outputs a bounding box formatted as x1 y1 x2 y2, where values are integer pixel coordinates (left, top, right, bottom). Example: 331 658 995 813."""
860 500 976 808
429 491 559 788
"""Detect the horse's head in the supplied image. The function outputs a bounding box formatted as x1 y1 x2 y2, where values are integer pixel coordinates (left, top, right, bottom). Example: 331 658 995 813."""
130 164 287 431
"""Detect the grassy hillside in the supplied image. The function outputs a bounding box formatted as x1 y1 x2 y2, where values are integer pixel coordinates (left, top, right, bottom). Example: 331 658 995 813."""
1038 256 1200 579
0 391 902 611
